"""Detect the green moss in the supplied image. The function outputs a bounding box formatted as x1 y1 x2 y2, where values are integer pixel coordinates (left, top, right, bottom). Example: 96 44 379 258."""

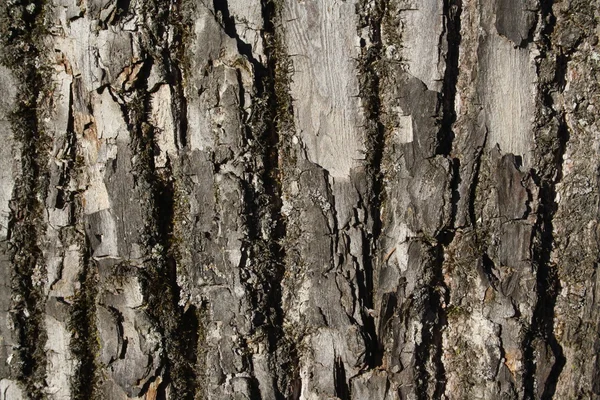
446 305 470 321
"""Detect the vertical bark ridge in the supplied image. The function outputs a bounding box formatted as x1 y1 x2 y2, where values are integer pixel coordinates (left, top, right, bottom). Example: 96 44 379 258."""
523 1 568 396
426 1 464 397
112 1 200 397
1 1 50 398
64 79 100 399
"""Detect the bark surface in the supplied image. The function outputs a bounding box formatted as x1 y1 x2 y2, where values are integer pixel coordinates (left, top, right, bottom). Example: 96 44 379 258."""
0 0 599 399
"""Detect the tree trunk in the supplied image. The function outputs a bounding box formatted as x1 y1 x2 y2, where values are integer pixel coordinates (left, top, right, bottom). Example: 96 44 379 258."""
0 0 599 399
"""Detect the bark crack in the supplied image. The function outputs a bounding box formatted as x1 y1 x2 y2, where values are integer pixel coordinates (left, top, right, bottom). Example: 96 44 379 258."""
1 1 51 398
523 1 569 397
356 0 388 371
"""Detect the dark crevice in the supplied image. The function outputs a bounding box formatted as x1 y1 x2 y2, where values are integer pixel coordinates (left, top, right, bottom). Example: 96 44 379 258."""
106 0 131 26
334 356 350 400
523 117 568 399
523 1 567 396
420 1 463 397
135 118 199 399
481 252 500 289
70 249 100 400
107 306 128 361
213 0 268 91
437 157 461 246
436 0 462 157
435 0 462 238
55 83 77 212
1 1 50 398
169 63 188 150
356 0 387 370
414 244 449 400
359 229 382 367
165 0 189 149
554 52 569 92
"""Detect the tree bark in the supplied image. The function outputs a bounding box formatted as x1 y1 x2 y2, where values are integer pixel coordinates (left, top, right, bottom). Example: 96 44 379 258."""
0 0 599 399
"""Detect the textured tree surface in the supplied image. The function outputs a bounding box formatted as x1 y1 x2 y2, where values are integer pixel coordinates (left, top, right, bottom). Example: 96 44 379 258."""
1 0 600 399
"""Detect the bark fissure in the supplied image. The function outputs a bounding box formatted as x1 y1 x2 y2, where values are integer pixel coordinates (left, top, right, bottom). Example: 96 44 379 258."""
2 1 50 398
414 243 448 400
420 2 464 396
334 355 350 400
213 0 268 88
263 2 302 394
356 0 387 370
166 1 189 151
523 1 569 397
437 0 462 157
69 250 100 400
468 128 488 229
214 0 293 396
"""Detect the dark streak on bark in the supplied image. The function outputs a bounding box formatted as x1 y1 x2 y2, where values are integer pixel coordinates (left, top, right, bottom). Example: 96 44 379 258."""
213 0 268 90
165 1 190 150
524 121 568 399
1 1 50 398
133 85 200 400
437 0 462 157
262 1 302 396
334 356 350 400
111 0 131 25
69 248 100 400
418 1 464 397
356 0 387 370
414 244 448 400
469 128 488 229
523 1 567 397
437 0 462 238
55 84 77 215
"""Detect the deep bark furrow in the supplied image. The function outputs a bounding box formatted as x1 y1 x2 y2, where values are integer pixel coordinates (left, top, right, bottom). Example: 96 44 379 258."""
426 2 464 396
262 3 301 395
356 0 387 370
1 1 50 398
522 1 569 396
69 250 100 400
437 0 462 157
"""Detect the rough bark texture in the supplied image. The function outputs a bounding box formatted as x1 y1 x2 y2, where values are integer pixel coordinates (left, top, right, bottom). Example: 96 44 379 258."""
0 0 599 399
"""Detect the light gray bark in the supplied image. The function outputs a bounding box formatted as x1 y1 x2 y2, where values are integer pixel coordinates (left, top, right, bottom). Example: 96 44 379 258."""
0 0 599 399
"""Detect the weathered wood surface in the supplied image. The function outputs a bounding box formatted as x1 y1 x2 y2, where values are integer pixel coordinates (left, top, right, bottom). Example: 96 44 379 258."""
1 0 600 399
